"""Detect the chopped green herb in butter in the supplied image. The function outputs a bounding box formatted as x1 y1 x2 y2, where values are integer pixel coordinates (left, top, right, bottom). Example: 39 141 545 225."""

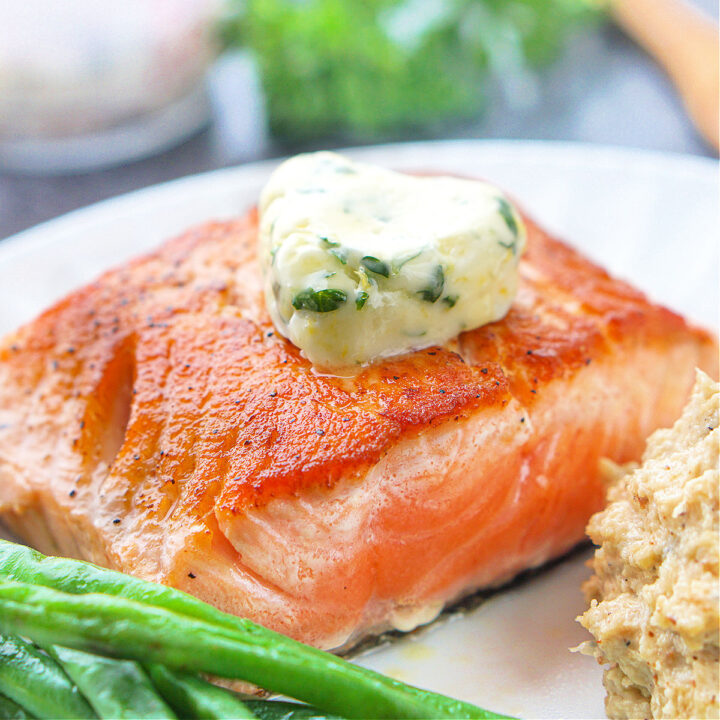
292 288 347 312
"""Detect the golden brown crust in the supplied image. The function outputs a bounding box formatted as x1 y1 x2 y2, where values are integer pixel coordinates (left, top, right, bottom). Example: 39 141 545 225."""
0 209 716 524
460 215 715 403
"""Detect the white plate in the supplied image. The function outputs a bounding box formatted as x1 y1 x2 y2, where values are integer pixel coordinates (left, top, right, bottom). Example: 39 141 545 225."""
0 140 717 719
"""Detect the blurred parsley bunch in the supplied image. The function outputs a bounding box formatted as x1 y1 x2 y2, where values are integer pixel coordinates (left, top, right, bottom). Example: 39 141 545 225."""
221 0 604 141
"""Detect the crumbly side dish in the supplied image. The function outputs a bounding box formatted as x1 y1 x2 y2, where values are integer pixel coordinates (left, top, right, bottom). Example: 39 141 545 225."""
578 370 719 720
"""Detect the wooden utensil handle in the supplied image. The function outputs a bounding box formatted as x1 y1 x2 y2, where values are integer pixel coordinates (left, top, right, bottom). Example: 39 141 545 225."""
611 0 719 152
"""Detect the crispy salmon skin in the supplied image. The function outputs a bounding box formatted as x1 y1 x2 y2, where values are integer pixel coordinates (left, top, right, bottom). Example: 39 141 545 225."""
0 207 716 650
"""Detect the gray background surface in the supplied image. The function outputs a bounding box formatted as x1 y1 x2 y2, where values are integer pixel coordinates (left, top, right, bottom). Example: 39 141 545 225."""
1 0 717 241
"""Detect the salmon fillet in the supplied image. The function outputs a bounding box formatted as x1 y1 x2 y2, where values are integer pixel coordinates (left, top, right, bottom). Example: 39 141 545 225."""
0 206 716 650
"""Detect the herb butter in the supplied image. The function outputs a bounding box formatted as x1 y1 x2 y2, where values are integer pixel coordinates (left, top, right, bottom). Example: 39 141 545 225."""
259 151 526 367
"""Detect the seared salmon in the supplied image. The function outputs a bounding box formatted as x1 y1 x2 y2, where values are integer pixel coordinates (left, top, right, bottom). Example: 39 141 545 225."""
0 207 716 650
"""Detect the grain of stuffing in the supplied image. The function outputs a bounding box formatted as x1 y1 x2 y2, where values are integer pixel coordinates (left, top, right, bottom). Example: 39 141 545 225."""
578 370 719 719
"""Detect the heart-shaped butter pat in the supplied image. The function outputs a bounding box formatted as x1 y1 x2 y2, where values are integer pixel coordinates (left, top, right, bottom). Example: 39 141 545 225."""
259 152 525 368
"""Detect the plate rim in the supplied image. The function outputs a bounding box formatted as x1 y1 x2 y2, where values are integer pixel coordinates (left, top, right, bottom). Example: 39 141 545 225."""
1 138 716 717
1 138 717 258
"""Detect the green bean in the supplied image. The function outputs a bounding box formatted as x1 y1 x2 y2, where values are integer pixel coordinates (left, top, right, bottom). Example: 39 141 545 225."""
0 693 34 720
0 541 506 718
146 664 257 719
0 579 501 719
0 540 269 635
245 699 345 720
48 646 177 720
0 633 95 719
147 665 345 720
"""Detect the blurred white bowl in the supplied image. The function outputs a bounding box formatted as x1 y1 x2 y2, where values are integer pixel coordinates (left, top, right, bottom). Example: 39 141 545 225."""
0 0 220 173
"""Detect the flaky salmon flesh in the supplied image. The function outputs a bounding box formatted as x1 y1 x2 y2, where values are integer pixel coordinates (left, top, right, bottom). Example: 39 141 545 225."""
0 206 716 650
